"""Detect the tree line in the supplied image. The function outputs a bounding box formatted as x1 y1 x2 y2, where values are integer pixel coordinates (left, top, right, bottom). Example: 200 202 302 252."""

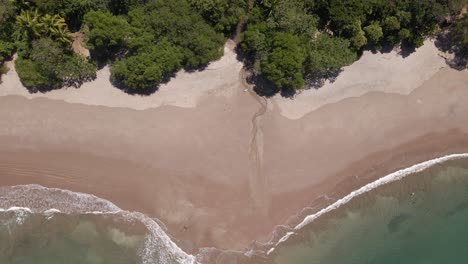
0 0 466 93
239 0 467 93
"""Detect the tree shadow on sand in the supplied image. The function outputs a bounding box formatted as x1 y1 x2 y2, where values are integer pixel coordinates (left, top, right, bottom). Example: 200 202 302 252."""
434 30 467 70
24 76 97 94
25 85 63 94
236 46 298 98
367 40 417 58
235 40 422 99
111 61 210 96
111 71 179 96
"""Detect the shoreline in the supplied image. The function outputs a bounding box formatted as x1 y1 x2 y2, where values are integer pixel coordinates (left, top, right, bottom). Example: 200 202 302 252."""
1 39 468 258
1 114 468 256
2 151 468 263
0 184 196 264
268 156 468 264
268 153 468 256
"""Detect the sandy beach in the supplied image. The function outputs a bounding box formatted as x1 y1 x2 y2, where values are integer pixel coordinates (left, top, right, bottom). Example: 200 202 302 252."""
1 39 468 257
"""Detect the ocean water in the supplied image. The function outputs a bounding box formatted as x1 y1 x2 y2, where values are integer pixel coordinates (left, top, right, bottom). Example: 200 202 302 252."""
0 212 146 264
2 156 468 264
0 185 196 264
272 158 468 264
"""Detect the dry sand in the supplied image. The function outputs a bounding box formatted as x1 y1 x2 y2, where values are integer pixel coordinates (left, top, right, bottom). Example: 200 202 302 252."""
0 41 242 109
272 39 449 119
0 40 468 257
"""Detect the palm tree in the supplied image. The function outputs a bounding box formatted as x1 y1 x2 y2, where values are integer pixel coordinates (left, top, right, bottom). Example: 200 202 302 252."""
38 14 67 33
50 25 72 44
16 11 72 44
16 9 41 39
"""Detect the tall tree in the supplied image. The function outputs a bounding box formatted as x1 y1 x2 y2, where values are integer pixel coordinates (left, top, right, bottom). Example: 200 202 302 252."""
15 9 42 40
15 38 96 89
111 39 184 90
261 33 305 90
82 11 133 60
306 34 357 75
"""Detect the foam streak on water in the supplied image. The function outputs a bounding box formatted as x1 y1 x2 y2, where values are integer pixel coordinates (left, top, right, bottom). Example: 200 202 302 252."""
268 153 468 255
0 184 196 264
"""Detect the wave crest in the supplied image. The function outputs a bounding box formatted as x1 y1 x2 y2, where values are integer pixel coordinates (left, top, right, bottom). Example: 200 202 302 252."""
0 184 196 264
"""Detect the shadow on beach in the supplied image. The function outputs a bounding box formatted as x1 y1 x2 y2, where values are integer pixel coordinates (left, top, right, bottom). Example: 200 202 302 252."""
110 69 181 96
434 31 467 70
24 77 97 94
111 64 210 96
235 38 424 99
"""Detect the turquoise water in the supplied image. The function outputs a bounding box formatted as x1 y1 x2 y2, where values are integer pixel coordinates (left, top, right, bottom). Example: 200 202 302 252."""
2 159 468 264
0 185 195 264
0 212 146 264
273 159 468 264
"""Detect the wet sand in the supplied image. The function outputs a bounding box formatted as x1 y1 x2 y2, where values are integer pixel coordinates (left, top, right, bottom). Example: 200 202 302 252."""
0 40 467 256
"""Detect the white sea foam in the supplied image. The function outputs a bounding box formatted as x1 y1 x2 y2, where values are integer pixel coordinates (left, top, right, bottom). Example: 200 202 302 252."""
0 184 197 264
1 207 33 225
44 208 61 214
44 208 61 220
267 247 275 255
268 153 468 255
6 207 32 213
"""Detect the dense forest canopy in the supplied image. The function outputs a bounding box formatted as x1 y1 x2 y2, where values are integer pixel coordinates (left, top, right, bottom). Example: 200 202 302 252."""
240 0 467 92
0 0 466 92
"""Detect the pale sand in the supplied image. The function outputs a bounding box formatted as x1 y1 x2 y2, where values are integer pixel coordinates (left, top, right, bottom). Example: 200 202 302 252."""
0 40 468 257
2 40 447 118
0 41 242 109
71 32 90 58
272 39 449 119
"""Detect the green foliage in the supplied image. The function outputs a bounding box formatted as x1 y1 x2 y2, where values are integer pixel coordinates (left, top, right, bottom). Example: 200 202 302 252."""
240 0 460 92
364 22 383 44
106 0 149 15
15 38 96 88
14 9 41 42
240 24 268 55
82 11 133 60
261 33 305 90
398 28 411 40
57 54 97 86
446 0 468 15
6 0 228 92
0 0 17 38
127 0 224 68
15 57 51 87
347 20 367 49
307 34 357 74
188 0 247 34
439 13 468 69
5 0 462 94
451 14 468 59
0 41 15 61
0 0 17 80
111 39 183 89
29 0 108 30
38 14 72 44
266 0 318 37
0 63 8 83
383 16 400 32
317 0 456 48
15 9 72 44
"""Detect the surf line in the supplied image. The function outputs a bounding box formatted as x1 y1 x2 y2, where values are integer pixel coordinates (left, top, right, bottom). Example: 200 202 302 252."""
267 153 468 255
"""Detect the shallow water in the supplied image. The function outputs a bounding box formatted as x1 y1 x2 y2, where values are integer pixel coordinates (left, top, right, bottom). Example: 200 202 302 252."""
0 212 145 264
2 158 468 264
0 185 195 264
273 159 468 264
